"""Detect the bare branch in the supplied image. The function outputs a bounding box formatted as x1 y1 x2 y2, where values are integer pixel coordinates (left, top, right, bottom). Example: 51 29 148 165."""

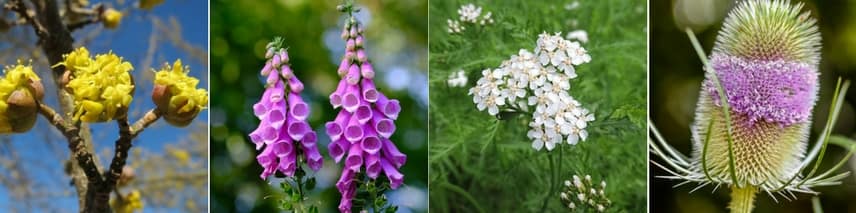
100 109 162 209
37 103 102 185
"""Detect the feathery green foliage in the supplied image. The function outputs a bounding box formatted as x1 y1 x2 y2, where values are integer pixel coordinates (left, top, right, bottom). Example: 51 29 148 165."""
429 0 646 211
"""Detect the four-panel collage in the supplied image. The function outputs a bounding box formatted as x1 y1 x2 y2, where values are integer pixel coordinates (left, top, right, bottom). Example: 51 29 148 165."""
1 0 855 212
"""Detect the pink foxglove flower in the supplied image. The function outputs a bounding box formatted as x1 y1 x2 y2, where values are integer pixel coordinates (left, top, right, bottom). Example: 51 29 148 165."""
249 38 323 180
326 15 406 213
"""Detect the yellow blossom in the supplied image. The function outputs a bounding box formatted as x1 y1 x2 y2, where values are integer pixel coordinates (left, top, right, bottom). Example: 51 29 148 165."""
169 148 191 165
60 47 135 122
102 8 123 29
153 59 208 126
53 47 92 72
139 0 165 10
0 61 42 133
110 190 144 213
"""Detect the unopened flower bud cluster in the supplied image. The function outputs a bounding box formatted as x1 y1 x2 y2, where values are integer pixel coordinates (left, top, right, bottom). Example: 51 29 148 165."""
561 174 610 212
447 3 494 34
469 32 594 151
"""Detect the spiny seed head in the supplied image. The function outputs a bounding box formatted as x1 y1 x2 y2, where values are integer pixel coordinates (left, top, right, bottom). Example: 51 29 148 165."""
714 0 821 64
692 92 808 189
692 0 819 190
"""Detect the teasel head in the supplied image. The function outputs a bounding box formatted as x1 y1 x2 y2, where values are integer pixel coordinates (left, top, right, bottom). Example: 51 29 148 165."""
690 0 821 191
651 1 854 212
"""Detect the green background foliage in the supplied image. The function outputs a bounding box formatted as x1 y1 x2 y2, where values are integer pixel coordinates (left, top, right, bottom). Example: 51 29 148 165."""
428 0 647 212
209 0 428 212
651 0 856 212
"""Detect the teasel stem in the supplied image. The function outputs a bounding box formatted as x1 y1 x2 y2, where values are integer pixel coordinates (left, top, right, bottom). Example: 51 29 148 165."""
729 185 757 213
686 27 740 187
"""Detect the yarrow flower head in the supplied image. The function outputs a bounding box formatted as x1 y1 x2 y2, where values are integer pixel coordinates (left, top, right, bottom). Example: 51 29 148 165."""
152 60 208 127
560 174 610 212
249 38 323 180
469 32 595 151
326 13 406 213
447 3 494 34
57 47 135 122
0 61 43 133
566 30 589 43
447 70 468 87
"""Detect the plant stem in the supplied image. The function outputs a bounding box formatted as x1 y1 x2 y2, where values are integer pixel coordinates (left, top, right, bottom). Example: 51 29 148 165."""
539 152 556 212
728 185 757 213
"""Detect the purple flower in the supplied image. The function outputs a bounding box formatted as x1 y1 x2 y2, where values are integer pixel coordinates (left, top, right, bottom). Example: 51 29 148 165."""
327 17 408 212
249 44 323 180
704 53 817 126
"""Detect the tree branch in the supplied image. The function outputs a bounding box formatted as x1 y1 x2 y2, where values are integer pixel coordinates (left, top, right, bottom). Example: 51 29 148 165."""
99 109 162 208
36 103 103 190
5 0 47 38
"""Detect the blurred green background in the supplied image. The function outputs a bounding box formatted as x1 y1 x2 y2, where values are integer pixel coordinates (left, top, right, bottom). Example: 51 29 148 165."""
209 0 427 212
651 0 856 212
429 0 647 212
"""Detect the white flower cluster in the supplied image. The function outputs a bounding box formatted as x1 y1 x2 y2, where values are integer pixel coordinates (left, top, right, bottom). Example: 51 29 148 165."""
468 32 594 151
447 3 494 34
564 1 581 10
447 70 468 87
566 30 589 43
561 174 610 212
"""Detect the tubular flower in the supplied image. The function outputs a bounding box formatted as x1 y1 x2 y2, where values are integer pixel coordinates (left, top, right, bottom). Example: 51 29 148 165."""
0 61 43 133
248 38 323 180
650 1 839 212
58 47 134 122
152 59 209 127
102 8 123 29
469 32 594 151
326 16 406 213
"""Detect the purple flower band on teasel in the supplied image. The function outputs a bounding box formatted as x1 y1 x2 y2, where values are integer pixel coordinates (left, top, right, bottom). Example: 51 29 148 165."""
704 53 818 126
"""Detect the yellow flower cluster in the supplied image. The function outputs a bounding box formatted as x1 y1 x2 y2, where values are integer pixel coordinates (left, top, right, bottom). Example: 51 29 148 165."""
110 190 144 213
168 148 191 165
153 60 208 126
0 61 42 133
57 47 135 122
102 8 123 29
139 0 165 10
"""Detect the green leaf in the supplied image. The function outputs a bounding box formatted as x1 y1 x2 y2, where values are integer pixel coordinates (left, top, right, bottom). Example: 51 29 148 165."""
280 200 293 210
280 182 292 193
305 177 317 190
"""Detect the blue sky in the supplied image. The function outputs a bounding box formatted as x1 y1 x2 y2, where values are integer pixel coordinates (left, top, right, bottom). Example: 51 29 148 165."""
0 0 208 211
